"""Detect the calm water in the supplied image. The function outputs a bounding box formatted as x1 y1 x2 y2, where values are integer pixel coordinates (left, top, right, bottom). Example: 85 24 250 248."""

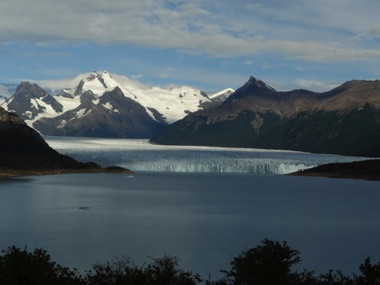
1 172 380 279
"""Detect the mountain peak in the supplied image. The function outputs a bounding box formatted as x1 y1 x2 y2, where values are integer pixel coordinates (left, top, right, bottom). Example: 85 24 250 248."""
76 71 118 96
223 76 276 104
16 81 34 92
15 81 48 98
247 76 259 83
86 70 112 83
245 76 276 92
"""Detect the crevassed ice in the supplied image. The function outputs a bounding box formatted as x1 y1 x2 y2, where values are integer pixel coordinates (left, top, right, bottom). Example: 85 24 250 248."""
45 137 370 174
126 159 312 174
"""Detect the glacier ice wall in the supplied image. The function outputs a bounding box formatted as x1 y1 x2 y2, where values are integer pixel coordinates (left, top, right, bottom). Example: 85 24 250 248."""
45 137 370 174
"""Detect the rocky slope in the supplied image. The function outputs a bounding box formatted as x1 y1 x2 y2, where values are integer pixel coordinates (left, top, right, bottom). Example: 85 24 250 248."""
151 77 380 157
0 107 130 176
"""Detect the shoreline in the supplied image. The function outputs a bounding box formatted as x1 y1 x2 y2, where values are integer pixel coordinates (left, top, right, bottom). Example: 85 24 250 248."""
288 159 380 181
0 166 133 178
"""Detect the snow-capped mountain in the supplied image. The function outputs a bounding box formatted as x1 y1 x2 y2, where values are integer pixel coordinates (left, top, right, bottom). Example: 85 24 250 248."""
35 86 164 138
1 82 63 122
2 71 217 138
55 71 211 124
209 88 235 104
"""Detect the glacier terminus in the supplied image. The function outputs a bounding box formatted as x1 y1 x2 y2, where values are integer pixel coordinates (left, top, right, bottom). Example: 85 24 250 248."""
46 137 369 174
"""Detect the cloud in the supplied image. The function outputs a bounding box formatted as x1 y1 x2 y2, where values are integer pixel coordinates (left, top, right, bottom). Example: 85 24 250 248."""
295 79 338 91
132 73 144 79
261 63 272 70
0 0 380 62
33 72 148 92
32 73 91 90
25 51 71 57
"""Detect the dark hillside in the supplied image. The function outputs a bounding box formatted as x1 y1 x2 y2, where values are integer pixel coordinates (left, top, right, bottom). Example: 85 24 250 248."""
151 77 380 157
291 159 380 180
0 107 129 175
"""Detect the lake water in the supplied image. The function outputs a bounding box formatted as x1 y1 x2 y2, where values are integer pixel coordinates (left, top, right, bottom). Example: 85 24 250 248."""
1 171 380 279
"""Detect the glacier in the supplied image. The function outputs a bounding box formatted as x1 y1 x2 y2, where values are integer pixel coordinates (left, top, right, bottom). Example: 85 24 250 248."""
45 137 371 174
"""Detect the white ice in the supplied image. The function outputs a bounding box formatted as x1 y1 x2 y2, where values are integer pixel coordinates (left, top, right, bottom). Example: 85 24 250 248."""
45 137 372 174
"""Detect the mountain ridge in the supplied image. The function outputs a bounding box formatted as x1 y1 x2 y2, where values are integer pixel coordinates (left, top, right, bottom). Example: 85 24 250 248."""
150 76 380 157
1 71 228 138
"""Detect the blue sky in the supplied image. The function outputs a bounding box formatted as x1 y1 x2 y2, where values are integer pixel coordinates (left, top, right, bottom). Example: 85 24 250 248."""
1 0 380 93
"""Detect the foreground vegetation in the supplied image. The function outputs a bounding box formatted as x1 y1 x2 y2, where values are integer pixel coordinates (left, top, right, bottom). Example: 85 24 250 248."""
1 239 379 285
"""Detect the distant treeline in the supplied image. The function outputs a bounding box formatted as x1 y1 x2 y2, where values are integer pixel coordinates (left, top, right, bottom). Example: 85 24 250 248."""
1 239 379 285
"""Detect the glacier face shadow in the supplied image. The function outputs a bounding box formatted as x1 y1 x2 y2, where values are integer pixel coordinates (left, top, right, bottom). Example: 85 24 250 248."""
46 137 369 174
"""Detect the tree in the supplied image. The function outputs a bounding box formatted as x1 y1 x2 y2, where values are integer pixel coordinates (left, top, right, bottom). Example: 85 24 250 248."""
354 257 380 285
0 246 83 285
222 239 302 285
3 243 380 285
317 269 353 285
85 257 148 285
85 255 202 285
145 255 202 285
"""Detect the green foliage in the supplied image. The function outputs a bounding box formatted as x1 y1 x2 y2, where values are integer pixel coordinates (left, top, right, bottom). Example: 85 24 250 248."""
221 239 301 285
1 241 380 285
317 269 353 285
144 256 202 285
85 255 202 285
354 257 380 285
0 246 84 285
84 257 148 285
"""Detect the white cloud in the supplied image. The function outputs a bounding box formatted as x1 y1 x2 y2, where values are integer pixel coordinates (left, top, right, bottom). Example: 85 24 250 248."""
111 74 147 89
32 72 147 92
295 79 338 91
132 74 144 79
261 63 272 70
33 73 91 89
0 0 380 63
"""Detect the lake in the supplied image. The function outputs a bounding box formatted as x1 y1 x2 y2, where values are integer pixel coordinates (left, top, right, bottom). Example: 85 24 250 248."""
1 171 380 280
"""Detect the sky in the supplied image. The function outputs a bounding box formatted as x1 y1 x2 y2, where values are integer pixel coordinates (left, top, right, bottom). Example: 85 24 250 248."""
1 0 380 94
